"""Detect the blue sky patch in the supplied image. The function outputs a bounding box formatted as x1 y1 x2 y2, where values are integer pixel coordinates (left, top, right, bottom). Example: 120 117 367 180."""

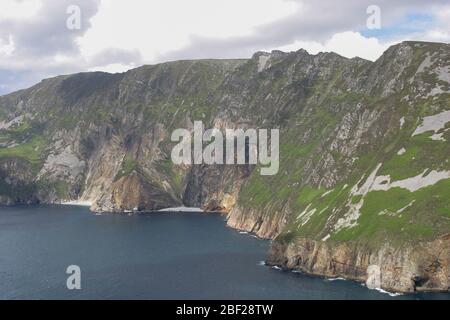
361 13 435 40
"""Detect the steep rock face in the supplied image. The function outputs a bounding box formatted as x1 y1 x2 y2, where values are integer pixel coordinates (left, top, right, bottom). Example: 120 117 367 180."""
0 41 449 292
0 59 248 210
267 234 450 293
0 158 38 205
184 164 249 212
92 172 181 212
227 204 288 239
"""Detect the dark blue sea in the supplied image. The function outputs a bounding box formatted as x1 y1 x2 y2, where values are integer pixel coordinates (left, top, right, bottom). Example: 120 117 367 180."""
0 205 449 300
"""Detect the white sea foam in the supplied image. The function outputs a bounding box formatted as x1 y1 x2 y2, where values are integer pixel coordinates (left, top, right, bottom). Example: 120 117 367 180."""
326 277 346 282
373 287 402 297
271 266 282 270
360 283 403 296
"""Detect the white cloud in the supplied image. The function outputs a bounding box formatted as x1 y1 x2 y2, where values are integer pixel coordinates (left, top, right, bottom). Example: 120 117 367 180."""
78 0 299 63
88 63 136 73
422 7 450 42
0 0 42 20
1 0 449 95
0 35 15 56
272 31 393 61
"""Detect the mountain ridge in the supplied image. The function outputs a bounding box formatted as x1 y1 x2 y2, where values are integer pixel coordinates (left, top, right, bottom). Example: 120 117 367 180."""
0 40 449 293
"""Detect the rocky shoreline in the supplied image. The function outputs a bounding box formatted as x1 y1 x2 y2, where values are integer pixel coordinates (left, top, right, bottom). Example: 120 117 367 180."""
1 197 449 293
265 235 450 293
216 199 450 294
1 41 449 294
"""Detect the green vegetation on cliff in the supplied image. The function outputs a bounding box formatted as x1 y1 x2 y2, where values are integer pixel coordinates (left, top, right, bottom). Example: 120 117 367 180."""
0 136 46 166
0 41 449 255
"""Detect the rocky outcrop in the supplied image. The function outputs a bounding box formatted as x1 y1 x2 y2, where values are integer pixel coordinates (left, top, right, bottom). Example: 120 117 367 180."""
227 204 289 239
184 164 249 212
0 41 449 292
0 158 38 205
267 234 450 293
92 172 181 212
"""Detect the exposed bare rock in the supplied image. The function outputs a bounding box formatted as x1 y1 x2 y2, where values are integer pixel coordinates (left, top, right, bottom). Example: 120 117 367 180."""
0 41 449 292
267 234 450 293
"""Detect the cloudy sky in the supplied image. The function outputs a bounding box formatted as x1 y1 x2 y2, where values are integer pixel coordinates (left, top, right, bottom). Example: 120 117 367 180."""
0 0 449 94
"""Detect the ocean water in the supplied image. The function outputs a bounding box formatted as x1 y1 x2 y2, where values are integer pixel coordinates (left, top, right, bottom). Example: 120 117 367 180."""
0 205 449 300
